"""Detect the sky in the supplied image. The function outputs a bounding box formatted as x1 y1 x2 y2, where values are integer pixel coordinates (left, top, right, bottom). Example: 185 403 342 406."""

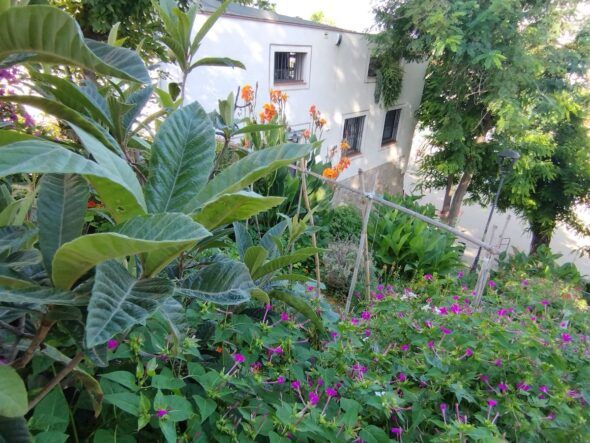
273 0 376 33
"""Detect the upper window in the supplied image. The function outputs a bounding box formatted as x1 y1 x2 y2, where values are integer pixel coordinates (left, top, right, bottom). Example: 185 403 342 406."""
367 56 379 78
343 115 366 154
274 52 306 83
382 109 401 145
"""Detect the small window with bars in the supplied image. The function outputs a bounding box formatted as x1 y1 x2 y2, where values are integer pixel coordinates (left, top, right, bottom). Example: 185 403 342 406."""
343 115 365 154
367 56 379 78
274 52 306 83
382 109 401 145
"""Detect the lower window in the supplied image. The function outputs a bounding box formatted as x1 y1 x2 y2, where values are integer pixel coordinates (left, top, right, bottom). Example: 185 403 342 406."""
382 108 401 145
343 115 365 154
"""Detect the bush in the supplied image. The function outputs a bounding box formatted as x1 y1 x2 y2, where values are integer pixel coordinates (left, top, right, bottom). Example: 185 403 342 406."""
369 195 463 280
318 204 362 246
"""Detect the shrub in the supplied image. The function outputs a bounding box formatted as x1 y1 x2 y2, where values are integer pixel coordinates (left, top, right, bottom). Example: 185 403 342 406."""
318 204 362 246
369 195 463 280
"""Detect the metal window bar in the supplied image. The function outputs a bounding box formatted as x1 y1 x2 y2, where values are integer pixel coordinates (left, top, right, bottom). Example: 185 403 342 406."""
274 52 304 82
382 109 401 143
344 116 365 153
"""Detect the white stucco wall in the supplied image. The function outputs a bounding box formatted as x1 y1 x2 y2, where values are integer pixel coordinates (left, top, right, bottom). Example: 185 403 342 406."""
183 13 427 184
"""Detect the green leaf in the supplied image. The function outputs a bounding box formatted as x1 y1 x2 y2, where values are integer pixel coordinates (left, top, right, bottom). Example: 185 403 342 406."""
191 0 231 53
84 39 149 84
0 286 86 306
0 226 37 255
192 191 284 230
38 174 89 275
340 398 361 427
243 246 269 276
52 213 209 289
269 290 324 334
178 258 253 305
233 123 285 135
100 372 139 392
91 429 135 443
102 392 140 416
145 101 215 213
193 395 216 423
29 387 68 433
186 143 312 211
252 248 322 280
189 56 245 71
0 138 145 223
32 431 68 443
0 416 31 443
0 365 28 417
156 298 187 339
359 425 390 443
151 375 185 390
85 260 174 347
0 6 147 82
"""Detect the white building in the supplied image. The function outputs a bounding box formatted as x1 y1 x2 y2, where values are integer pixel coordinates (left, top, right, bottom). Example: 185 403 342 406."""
184 0 427 194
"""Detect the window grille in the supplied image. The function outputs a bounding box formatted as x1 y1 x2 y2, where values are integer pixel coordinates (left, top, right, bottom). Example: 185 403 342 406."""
343 116 365 154
382 109 401 144
274 52 306 82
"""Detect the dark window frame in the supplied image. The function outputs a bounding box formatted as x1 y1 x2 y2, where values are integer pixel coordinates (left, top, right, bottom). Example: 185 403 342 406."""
273 51 306 83
381 108 401 145
367 56 379 78
343 115 366 155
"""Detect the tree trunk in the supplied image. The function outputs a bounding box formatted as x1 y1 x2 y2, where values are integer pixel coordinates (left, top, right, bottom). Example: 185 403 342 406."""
530 224 553 254
440 175 454 222
446 171 472 227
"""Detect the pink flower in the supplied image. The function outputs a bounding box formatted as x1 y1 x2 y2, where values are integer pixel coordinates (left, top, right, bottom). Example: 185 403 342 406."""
361 311 371 321
400 344 409 351
464 348 473 357
522 279 529 287
457 271 464 278
424 274 433 281
375 292 384 300
494 358 503 367
397 372 407 382
269 346 283 355
541 300 550 306
427 340 435 349
233 353 245 363
156 409 168 418
107 339 119 350
309 391 319 406
452 295 459 301
437 306 448 315
539 385 549 394
326 387 338 397
561 333 572 343
480 374 489 383
498 382 508 393
440 403 447 412
351 317 359 326
487 399 497 407
391 427 403 436
291 380 301 390
276 376 285 384
306 285 314 292
440 327 452 335
330 331 338 340
517 382 531 392
488 281 496 288
364 329 372 337
424 320 433 328
280 311 289 321
450 304 461 314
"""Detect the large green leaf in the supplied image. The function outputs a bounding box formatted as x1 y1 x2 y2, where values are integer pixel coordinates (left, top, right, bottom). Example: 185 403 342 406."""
0 416 31 443
38 174 89 275
84 39 150 84
0 365 27 417
0 6 147 83
145 101 215 213
185 143 312 211
0 139 146 223
189 56 245 71
251 247 322 280
178 258 253 305
0 226 37 255
29 387 69 433
243 246 268 276
192 191 284 230
86 260 174 347
52 213 210 289
0 286 86 306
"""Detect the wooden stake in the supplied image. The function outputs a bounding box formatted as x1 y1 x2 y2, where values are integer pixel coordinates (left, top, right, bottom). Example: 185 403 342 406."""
300 159 321 299
473 225 498 307
344 173 376 316
359 170 374 303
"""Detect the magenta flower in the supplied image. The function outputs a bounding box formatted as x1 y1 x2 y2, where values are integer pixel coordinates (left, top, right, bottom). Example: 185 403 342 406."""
400 344 409 351
440 326 452 335
233 353 245 363
541 299 550 306
440 403 447 412
487 399 497 407
498 382 508 393
452 295 459 300
280 311 289 321
427 340 435 349
269 346 283 355
156 409 168 418
424 274 433 281
522 279 529 286
276 376 285 384
291 380 301 390
330 331 338 340
488 280 496 288
480 374 489 383
391 427 403 436
465 348 473 357
397 372 407 382
497 308 507 317
375 292 384 300
424 320 433 328
494 358 502 367
325 387 338 397
437 306 448 315
457 271 464 278
361 311 371 321
107 339 119 350
364 329 372 338
351 317 359 326
561 333 572 343
517 382 531 392
450 304 461 314
539 385 549 394
309 391 319 406
306 285 314 292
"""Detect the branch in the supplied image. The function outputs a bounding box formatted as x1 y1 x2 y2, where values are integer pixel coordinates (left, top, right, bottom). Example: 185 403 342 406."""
27 352 84 412
12 317 54 369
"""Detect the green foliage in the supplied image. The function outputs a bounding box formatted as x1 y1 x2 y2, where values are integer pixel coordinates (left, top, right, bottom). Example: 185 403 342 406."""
369 195 463 279
318 204 362 245
373 59 404 107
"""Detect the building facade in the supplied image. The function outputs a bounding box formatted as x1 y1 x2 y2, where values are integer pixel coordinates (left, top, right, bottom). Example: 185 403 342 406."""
183 0 427 194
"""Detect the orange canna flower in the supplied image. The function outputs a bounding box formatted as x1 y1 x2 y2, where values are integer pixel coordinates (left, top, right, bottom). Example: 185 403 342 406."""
241 84 254 103
340 139 350 151
336 156 351 173
259 102 277 123
322 167 339 179
216 346 223 353
318 118 327 128
270 89 284 103
281 92 288 102
303 128 311 139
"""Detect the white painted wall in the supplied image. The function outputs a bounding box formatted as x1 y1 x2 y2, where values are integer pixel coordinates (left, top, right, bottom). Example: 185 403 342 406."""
183 13 427 181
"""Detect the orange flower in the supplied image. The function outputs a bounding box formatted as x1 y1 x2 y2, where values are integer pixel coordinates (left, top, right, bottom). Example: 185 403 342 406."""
336 156 351 173
309 105 316 115
303 128 311 139
270 89 282 103
241 84 254 103
87 200 97 208
318 118 327 128
281 92 288 102
322 167 339 179
340 139 350 151
259 103 277 123
216 346 223 353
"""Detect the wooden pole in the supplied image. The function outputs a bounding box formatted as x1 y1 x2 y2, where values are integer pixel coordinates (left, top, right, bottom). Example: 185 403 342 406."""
300 159 321 299
359 170 374 303
473 225 498 307
344 174 376 316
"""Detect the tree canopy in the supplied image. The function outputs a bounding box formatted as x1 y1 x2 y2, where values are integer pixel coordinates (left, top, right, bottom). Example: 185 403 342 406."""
373 0 590 252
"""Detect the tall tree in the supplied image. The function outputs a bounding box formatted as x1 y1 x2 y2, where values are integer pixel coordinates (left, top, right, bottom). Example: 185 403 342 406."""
373 0 590 252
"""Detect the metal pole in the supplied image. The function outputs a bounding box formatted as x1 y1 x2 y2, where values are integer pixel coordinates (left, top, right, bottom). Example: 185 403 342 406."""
473 225 498 307
470 174 506 272
288 165 497 254
344 178 376 317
